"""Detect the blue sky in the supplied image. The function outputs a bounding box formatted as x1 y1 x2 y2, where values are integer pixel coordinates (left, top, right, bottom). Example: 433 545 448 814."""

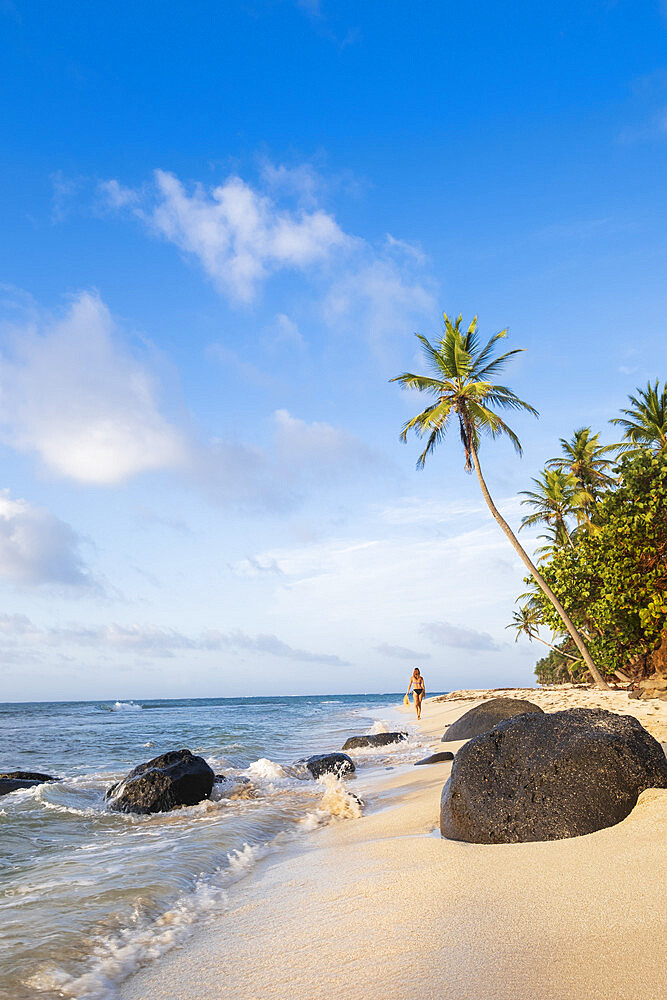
0 1 666 700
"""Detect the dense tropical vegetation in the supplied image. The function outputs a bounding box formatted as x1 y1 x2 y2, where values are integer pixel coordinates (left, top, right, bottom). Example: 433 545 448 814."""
393 312 666 688
518 383 667 685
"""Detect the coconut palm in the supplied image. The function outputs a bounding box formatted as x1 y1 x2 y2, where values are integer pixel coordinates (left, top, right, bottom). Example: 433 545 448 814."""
546 427 617 513
392 312 609 688
506 603 581 663
611 380 667 457
519 468 587 549
531 523 567 562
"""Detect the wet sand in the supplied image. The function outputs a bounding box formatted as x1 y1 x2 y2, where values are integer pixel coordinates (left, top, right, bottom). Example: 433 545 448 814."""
119 687 667 1000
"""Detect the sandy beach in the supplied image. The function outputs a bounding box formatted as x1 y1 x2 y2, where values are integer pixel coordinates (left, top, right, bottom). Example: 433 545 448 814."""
119 687 667 1000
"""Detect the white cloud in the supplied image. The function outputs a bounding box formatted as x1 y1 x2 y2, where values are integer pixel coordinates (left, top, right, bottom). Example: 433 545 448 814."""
201 628 348 664
323 253 436 358
232 555 284 577
50 170 80 223
141 169 348 303
259 161 322 206
191 408 384 511
268 313 305 350
0 491 93 587
0 291 187 484
239 517 528 658
375 642 430 660
100 164 437 347
273 408 378 478
377 497 487 526
384 233 426 263
0 613 347 664
98 178 139 209
420 620 504 652
0 612 42 636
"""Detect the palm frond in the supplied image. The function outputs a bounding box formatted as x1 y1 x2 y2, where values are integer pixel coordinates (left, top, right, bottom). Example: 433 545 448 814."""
394 314 535 472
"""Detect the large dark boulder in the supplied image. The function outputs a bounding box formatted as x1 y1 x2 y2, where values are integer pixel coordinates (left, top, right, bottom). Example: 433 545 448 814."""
342 732 408 750
440 708 667 844
442 697 543 741
106 749 214 814
0 771 60 796
415 751 454 766
302 753 355 779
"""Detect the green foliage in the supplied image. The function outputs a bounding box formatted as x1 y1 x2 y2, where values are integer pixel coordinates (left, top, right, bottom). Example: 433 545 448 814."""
534 647 587 685
519 468 587 557
546 426 617 507
611 379 667 458
528 450 667 679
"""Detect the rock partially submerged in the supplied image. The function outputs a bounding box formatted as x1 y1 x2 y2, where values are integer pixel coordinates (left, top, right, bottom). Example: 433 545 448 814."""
106 749 214 814
441 697 543 742
302 753 355 779
0 771 60 796
342 732 408 750
440 707 667 844
415 751 454 766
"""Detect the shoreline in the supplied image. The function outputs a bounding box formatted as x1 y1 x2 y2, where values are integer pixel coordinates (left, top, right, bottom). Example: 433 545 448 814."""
117 686 667 1000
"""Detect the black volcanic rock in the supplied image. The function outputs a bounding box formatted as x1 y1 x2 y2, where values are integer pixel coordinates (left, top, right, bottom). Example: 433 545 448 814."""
0 771 60 796
442 698 543 741
106 749 214 814
415 751 454 766
440 708 667 844
303 752 355 779
342 732 408 750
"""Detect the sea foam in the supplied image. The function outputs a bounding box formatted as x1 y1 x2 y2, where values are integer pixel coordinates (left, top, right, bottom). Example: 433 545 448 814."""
24 840 274 1000
302 773 363 830
247 757 288 781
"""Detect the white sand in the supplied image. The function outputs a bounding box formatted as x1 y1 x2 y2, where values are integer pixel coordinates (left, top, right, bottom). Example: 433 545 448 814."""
119 688 667 1000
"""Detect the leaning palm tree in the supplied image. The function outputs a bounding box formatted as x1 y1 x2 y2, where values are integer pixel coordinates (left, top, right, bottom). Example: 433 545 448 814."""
611 380 667 457
519 468 587 549
547 427 617 514
392 312 609 689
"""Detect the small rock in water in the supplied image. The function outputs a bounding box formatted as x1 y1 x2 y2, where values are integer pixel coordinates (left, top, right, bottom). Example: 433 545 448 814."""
342 732 408 750
106 749 215 814
441 697 543 741
440 707 667 844
301 752 355 779
0 772 60 796
415 752 454 766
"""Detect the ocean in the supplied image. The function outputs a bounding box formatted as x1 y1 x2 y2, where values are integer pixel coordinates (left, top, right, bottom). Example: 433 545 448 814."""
0 693 431 1000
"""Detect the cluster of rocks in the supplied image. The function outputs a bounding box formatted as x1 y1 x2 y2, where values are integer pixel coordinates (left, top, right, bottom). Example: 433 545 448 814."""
629 673 667 702
3 725 410 815
439 697 667 844
103 729 412 813
6 699 665 846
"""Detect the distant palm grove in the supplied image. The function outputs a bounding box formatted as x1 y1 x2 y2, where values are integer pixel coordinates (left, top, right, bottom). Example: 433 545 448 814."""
394 314 666 688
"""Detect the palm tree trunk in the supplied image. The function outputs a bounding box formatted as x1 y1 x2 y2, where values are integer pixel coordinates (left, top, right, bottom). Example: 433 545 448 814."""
534 635 581 662
562 518 576 550
469 443 610 689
